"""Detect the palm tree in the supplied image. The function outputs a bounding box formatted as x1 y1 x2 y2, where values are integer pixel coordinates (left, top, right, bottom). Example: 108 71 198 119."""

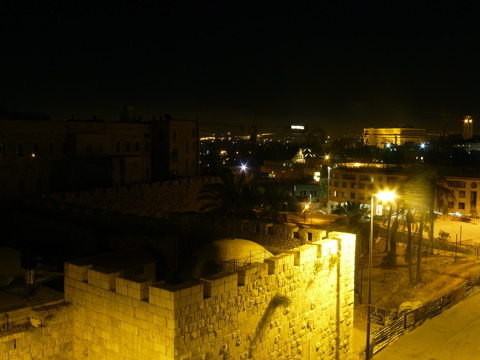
404 168 455 283
254 182 297 224
332 202 371 254
198 168 255 238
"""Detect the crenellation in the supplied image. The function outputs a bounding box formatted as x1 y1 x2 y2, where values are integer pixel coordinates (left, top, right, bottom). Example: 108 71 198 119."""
54 232 357 359
289 244 318 265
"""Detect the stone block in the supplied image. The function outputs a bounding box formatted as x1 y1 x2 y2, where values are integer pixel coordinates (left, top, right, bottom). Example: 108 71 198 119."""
201 272 237 298
289 244 317 266
235 262 268 286
264 253 295 275
312 239 338 258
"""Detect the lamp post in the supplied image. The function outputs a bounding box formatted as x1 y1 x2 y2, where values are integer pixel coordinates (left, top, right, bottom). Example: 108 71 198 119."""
366 190 395 359
327 166 331 214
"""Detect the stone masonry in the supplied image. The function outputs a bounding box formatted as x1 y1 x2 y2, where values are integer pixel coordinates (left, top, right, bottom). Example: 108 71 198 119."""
0 300 73 359
63 232 355 360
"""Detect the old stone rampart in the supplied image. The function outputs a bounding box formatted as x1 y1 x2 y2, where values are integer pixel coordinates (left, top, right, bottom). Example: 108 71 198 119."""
49 176 219 219
64 232 355 360
0 300 73 359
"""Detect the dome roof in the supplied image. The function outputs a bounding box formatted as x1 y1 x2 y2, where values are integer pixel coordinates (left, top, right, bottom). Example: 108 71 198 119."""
193 239 273 278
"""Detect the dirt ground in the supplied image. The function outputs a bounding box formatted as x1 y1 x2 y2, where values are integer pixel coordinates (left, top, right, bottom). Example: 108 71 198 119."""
352 237 480 359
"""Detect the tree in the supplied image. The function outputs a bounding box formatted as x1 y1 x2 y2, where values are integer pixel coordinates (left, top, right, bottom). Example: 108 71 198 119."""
332 202 371 254
255 182 299 224
404 168 455 284
198 168 255 238
318 177 329 208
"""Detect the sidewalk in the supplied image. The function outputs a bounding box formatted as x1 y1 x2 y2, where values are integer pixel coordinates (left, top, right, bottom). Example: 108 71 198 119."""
373 291 480 359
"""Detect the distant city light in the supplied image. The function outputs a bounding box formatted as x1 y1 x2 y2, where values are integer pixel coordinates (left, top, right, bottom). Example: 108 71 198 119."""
291 125 305 130
240 164 247 172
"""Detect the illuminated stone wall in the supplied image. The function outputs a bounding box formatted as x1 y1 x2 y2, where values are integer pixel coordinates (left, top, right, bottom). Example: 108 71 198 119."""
0 301 73 359
64 232 355 360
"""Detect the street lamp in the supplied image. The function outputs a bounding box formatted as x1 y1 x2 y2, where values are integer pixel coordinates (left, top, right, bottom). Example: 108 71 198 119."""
366 190 395 359
327 166 331 214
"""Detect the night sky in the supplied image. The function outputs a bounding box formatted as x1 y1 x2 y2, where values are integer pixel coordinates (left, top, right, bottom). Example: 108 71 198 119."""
2 2 480 136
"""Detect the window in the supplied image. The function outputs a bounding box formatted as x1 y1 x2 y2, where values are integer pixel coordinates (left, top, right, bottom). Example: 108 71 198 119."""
448 202 454 209
472 182 477 189
145 141 150 151
342 182 347 188
192 129 195 138
359 193 365 200
186 159 188 171
116 141 120 152
173 130 176 142
459 191 466 198
378 176 383 181
448 181 466 188
360 174 371 181
125 141 130 152
387 176 398 184
186 143 188 154
342 192 346 198
350 183 356 189
359 183 365 189
48 142 54 155
135 141 140 151
17 143 24 157
170 149 178 163
334 181 339 187
368 184 374 190
459 202 465 209
0 143 5 158
350 193 356 199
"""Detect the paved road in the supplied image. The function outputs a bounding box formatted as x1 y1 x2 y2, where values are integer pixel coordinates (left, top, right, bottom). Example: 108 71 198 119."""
373 291 480 359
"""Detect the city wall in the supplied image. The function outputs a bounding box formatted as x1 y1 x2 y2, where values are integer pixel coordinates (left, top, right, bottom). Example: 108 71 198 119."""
0 300 73 359
64 232 355 360
49 176 219 219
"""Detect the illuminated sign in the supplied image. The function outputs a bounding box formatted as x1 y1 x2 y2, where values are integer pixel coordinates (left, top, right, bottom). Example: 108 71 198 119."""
291 125 305 130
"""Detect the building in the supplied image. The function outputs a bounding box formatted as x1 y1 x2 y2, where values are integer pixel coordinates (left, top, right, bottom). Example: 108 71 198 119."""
363 126 427 148
463 115 473 140
0 108 199 200
260 148 323 180
0 112 66 199
328 164 480 217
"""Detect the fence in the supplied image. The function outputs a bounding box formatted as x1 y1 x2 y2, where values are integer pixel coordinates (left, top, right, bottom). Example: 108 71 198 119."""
371 276 480 356
220 250 273 272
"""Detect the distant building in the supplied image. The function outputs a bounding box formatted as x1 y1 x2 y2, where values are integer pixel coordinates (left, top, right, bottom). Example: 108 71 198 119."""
328 164 480 216
260 148 323 180
0 108 199 200
463 116 473 140
363 126 427 147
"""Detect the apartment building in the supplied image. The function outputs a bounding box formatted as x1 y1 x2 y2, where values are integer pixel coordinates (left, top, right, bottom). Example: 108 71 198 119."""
0 109 199 200
328 165 479 216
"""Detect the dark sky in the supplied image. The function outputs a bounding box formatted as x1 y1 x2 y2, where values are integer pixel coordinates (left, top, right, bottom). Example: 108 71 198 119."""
1 1 480 136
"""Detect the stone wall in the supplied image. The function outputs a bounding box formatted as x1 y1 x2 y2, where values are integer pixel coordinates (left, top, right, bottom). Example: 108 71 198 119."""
169 212 327 253
0 300 73 359
49 176 219 219
64 232 355 360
